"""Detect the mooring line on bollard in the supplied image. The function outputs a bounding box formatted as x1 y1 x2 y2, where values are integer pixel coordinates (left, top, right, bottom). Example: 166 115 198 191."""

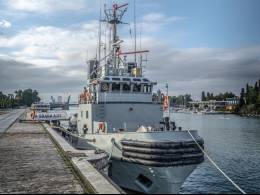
188 130 246 194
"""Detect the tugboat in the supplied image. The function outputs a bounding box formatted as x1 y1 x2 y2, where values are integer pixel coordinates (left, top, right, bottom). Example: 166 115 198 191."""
73 2 204 194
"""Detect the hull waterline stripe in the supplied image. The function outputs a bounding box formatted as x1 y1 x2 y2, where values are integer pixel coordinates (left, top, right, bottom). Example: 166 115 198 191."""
187 130 246 194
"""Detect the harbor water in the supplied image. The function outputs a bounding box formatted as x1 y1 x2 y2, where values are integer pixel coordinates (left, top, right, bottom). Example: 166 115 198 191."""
67 107 260 194
176 113 260 194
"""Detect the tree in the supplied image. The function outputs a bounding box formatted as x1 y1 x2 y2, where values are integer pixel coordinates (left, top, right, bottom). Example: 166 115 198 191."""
257 94 260 108
209 93 214 100
257 95 260 105
256 94 260 114
249 86 256 104
206 92 211 101
15 90 23 105
255 82 259 92
201 91 206 101
184 94 193 103
14 89 41 107
169 96 177 107
169 94 193 107
22 89 41 107
246 83 250 104
32 90 41 103
239 88 245 107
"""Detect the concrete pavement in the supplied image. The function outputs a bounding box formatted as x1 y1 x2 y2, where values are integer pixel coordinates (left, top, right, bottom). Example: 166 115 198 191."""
0 113 84 194
0 109 25 133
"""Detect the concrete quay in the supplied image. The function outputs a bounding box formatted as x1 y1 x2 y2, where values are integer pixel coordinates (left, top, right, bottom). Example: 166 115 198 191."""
0 110 122 194
43 123 122 194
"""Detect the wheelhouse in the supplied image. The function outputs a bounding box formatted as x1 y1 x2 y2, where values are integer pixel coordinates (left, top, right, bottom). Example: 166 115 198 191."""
99 76 155 94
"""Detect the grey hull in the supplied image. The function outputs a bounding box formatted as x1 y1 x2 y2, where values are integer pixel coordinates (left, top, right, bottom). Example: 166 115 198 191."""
110 159 197 194
58 128 203 194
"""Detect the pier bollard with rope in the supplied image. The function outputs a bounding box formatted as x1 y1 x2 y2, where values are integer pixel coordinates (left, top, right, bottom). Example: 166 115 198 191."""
187 130 246 194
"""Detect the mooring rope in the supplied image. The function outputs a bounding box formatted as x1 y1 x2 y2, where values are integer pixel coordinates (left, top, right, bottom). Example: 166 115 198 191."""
188 130 246 194
108 141 115 162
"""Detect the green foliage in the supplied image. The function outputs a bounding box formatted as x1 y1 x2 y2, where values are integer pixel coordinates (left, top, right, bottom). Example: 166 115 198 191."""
0 89 40 109
201 91 206 101
0 92 15 109
244 83 259 105
20 89 41 107
239 88 245 107
256 95 260 108
201 91 236 101
239 79 260 114
170 94 193 107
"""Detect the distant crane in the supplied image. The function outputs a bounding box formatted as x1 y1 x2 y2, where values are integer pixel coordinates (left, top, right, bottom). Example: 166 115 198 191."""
67 95 71 104
49 95 71 110
51 96 56 103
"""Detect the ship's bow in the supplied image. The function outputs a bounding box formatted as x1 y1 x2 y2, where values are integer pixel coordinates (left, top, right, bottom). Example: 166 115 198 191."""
109 130 204 194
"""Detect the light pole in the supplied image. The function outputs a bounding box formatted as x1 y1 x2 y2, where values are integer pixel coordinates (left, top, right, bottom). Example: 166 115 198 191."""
166 82 171 119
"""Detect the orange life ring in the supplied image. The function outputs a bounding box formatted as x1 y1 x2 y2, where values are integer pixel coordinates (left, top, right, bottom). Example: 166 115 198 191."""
31 110 36 119
161 93 165 102
98 122 106 133
163 95 169 111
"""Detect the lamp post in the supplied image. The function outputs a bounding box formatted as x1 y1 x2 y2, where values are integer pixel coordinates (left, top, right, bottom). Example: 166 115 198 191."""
166 82 171 119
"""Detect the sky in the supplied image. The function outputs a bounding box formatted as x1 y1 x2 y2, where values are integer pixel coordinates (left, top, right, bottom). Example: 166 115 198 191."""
0 0 260 102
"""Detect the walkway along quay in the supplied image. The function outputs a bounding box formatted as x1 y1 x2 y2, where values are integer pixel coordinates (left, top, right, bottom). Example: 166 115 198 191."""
0 110 121 194
0 109 25 133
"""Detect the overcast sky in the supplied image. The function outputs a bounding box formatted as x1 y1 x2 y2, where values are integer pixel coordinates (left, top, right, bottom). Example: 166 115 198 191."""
0 0 260 102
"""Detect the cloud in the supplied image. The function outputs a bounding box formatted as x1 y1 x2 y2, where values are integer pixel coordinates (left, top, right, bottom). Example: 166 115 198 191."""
0 18 259 101
0 22 99 68
144 45 260 98
137 12 187 33
6 0 95 13
1 30 260 101
0 58 85 101
120 36 260 98
143 13 187 23
0 19 11 28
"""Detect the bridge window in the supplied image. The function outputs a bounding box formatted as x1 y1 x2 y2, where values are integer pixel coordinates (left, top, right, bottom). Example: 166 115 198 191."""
133 84 141 92
112 78 121 81
133 78 141 82
123 78 131 82
143 85 151 93
123 83 131 92
112 83 121 92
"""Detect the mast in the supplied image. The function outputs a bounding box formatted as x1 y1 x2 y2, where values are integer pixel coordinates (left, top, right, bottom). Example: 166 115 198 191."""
101 2 149 77
104 3 107 63
98 0 102 64
104 3 128 70
134 0 137 64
